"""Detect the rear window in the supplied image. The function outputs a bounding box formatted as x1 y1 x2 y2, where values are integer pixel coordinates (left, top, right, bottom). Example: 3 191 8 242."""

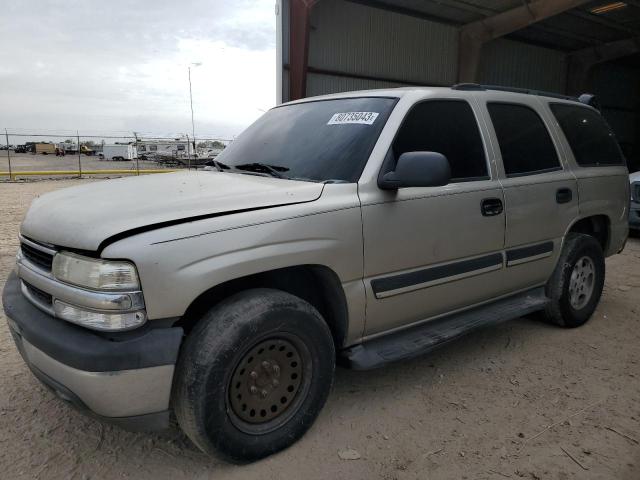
550 104 625 167
488 103 560 177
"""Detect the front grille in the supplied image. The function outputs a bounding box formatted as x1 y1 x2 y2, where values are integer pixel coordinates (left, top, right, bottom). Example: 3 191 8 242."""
21 241 54 270
23 281 53 305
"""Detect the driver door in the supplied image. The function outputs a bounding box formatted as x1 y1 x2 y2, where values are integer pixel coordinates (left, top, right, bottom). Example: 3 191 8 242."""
360 99 507 336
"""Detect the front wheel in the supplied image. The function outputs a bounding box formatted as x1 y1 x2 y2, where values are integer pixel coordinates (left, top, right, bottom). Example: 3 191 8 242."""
173 289 335 462
543 233 605 328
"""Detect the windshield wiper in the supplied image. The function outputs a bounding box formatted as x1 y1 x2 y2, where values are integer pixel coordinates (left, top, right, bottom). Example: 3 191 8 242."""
205 159 230 172
235 163 289 179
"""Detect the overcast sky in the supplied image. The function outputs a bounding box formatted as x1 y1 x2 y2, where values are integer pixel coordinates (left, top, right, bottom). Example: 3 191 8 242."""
0 0 276 141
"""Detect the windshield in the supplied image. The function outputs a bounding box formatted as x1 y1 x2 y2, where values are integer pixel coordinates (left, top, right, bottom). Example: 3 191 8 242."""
215 97 397 182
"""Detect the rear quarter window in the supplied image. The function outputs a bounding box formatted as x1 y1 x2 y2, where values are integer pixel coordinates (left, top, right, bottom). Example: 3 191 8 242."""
550 104 625 167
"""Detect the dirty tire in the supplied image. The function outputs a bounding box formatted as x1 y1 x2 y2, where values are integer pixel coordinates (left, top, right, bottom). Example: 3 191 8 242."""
543 233 605 328
173 288 335 463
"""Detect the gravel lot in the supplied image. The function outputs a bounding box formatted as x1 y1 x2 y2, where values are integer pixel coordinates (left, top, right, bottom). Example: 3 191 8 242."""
1 179 639 480
0 153 179 179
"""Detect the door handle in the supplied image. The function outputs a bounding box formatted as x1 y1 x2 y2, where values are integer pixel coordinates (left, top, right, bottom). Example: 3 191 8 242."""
481 198 503 216
556 188 573 204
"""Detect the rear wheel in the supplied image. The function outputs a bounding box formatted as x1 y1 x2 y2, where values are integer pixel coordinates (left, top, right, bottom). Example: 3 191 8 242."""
543 233 605 328
173 289 335 462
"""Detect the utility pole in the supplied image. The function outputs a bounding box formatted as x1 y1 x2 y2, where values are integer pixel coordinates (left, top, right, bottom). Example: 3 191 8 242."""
186 134 191 170
5 129 12 180
76 130 82 178
133 131 140 175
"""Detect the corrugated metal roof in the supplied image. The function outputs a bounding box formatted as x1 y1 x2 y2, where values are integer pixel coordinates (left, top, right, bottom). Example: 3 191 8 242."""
304 0 574 95
310 0 459 86
353 0 640 55
306 72 405 97
478 39 568 92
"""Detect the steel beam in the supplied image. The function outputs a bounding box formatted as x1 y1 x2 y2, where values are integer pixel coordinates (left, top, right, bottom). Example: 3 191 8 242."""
437 0 600 45
566 36 640 94
289 0 320 101
569 10 640 36
458 0 591 82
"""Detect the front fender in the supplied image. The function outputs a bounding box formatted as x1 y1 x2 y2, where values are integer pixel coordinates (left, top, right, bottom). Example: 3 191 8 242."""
101 185 364 322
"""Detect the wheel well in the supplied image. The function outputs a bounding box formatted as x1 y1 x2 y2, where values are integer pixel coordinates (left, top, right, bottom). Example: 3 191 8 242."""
176 265 349 349
567 215 610 251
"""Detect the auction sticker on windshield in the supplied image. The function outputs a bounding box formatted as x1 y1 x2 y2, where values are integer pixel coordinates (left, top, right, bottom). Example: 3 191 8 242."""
327 112 379 125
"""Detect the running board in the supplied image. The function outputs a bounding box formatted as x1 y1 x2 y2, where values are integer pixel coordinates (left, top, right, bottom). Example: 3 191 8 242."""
341 287 549 370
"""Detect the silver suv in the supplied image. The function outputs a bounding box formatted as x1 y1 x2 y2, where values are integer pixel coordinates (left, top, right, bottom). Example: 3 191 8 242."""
3 85 629 462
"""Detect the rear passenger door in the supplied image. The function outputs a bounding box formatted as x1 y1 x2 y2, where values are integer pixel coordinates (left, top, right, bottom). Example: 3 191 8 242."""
478 96 578 291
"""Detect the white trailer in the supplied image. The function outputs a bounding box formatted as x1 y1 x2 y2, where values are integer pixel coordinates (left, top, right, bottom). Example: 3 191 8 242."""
99 144 137 161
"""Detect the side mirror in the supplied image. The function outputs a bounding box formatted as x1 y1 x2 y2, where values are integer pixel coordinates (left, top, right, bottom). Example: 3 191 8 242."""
379 151 451 190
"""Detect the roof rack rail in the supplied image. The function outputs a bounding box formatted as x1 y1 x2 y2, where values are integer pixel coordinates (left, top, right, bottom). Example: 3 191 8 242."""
452 83 587 102
481 84 578 101
450 83 599 109
451 83 485 91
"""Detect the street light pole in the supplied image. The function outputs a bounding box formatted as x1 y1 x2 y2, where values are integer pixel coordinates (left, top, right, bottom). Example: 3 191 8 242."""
189 67 196 146
188 66 195 162
186 62 202 169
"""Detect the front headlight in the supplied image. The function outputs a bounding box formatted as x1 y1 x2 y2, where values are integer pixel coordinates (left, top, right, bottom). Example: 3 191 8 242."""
52 251 140 291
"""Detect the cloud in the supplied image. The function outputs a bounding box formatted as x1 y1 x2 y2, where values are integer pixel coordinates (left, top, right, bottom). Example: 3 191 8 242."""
0 0 276 139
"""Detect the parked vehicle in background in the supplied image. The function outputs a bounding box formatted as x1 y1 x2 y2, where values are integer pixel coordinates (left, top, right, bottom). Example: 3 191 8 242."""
80 144 95 156
137 140 188 159
630 171 640 231
58 143 77 155
98 144 137 161
57 143 95 156
14 145 27 153
3 86 629 463
34 143 56 155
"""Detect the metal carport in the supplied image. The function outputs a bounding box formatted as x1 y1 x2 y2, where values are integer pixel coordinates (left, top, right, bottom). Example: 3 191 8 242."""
276 0 640 171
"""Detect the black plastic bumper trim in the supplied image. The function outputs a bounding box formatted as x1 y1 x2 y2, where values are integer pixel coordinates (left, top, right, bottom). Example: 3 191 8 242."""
3 271 183 372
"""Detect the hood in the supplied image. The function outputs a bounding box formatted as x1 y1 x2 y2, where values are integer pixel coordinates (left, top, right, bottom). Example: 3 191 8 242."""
630 171 640 184
21 171 324 251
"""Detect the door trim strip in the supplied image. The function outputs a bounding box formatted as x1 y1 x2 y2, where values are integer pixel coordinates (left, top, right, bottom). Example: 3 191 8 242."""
371 253 504 299
505 241 554 267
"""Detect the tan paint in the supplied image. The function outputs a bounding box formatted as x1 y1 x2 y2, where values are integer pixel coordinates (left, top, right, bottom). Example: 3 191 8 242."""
17 87 630 352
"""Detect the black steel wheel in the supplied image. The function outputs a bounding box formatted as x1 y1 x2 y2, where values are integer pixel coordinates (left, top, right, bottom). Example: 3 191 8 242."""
173 288 335 462
228 335 311 432
543 233 605 328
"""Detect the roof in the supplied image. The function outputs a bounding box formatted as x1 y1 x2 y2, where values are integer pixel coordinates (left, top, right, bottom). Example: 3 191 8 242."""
282 85 593 106
353 0 640 64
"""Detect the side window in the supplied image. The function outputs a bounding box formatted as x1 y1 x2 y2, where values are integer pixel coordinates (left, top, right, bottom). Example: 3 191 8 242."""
393 100 488 181
550 104 625 167
149 145 157 152
487 103 560 177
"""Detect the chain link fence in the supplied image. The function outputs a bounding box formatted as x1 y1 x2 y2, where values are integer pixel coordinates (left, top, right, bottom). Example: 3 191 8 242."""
1 130 231 181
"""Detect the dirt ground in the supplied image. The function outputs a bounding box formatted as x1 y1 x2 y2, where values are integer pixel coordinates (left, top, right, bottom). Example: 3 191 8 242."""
0 179 639 480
